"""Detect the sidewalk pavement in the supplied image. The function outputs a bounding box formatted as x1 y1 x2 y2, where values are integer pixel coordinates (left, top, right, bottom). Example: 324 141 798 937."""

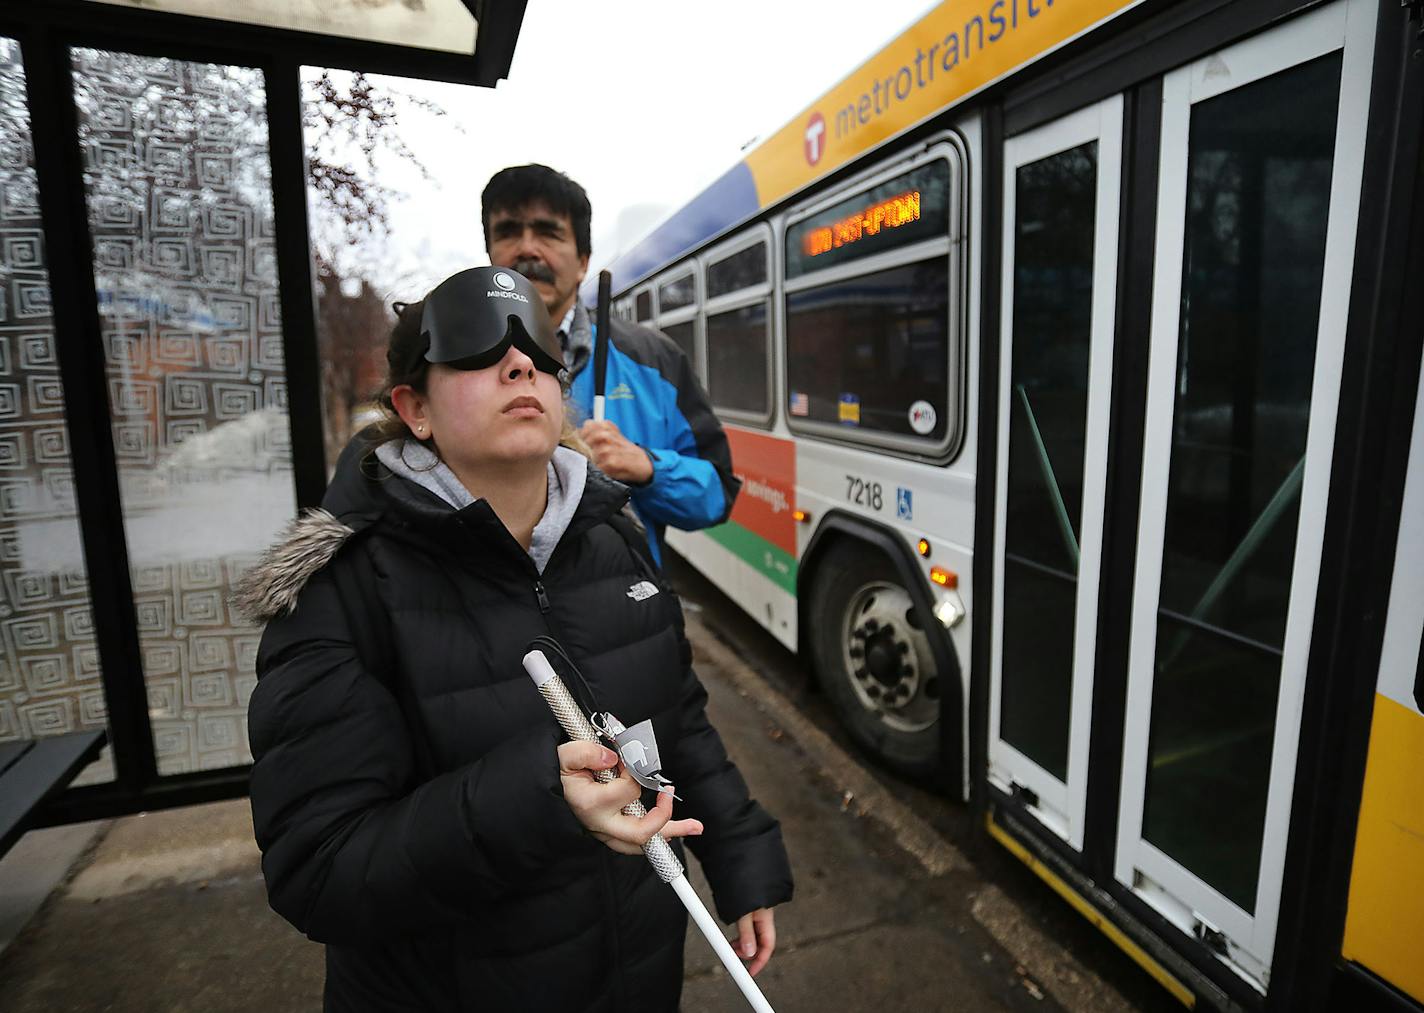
0 615 1142 1012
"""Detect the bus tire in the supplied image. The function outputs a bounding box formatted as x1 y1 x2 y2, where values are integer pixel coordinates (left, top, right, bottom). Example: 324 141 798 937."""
807 541 941 778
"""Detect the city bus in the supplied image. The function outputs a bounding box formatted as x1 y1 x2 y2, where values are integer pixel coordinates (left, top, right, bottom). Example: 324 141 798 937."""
587 0 1423 1009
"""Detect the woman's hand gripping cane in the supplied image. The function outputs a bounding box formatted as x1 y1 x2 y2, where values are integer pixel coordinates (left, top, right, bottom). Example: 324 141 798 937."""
557 740 703 856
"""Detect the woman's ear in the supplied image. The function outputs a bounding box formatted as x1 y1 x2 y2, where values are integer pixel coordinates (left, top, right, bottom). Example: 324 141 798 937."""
390 384 431 440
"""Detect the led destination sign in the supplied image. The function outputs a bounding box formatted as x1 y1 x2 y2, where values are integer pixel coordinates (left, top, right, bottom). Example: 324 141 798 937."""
803 189 922 258
786 160 948 278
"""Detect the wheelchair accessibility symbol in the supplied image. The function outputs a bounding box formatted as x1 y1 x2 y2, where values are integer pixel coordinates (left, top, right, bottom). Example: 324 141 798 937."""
896 487 913 521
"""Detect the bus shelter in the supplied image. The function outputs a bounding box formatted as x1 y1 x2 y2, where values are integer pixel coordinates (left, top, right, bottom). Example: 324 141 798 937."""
0 0 527 828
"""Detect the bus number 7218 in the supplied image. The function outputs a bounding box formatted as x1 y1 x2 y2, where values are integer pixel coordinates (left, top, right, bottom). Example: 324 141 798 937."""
845 475 883 511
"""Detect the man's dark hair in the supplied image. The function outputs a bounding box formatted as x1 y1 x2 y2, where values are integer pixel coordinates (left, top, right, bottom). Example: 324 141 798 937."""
481 164 592 258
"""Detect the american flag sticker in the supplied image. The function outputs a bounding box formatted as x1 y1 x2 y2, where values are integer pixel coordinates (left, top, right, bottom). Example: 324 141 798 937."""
789 391 810 416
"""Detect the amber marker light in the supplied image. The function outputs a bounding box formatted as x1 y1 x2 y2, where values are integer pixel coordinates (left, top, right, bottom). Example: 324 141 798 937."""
917 538 931 558
930 566 957 589
793 509 810 524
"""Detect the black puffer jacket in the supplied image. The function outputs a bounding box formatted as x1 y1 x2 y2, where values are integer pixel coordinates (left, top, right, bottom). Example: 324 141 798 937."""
239 436 793 1011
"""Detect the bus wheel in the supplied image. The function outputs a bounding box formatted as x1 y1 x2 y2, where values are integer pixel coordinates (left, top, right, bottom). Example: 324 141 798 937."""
808 543 940 777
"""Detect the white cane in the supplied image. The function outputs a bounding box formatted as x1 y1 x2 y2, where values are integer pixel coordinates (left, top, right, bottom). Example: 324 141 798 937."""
523 650 775 1013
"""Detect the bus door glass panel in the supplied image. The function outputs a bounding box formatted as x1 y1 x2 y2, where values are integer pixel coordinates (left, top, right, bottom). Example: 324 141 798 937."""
1116 0 1373 980
990 97 1121 849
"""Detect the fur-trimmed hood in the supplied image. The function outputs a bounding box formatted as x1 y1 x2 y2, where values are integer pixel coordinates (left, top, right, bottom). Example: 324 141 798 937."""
231 508 356 624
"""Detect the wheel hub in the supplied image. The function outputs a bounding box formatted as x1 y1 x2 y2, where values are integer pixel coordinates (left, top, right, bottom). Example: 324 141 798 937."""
842 581 937 733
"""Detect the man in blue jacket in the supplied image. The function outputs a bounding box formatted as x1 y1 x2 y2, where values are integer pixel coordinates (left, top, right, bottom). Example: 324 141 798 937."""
482 164 740 564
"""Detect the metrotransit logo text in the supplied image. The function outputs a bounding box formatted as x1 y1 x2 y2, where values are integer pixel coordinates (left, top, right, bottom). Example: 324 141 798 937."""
823 0 1060 147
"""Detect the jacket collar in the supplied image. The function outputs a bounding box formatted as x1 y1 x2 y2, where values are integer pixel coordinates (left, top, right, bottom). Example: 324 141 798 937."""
231 430 632 624
323 427 630 559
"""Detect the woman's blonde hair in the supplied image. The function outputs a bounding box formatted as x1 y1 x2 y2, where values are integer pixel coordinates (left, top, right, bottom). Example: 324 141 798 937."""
369 299 589 458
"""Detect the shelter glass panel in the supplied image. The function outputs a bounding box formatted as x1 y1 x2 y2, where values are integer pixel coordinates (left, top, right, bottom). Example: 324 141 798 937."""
302 66 544 469
1140 52 1342 913
0 40 111 785
784 258 949 439
1000 141 1097 781
706 301 769 416
73 48 296 776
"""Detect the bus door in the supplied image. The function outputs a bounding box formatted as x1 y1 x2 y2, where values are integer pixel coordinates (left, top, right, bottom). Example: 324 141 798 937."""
1113 0 1375 985
1340 352 1424 1004
989 96 1123 850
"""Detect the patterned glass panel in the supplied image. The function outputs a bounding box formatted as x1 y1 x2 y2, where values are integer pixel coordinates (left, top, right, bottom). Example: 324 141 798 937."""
0 40 112 784
72 49 295 775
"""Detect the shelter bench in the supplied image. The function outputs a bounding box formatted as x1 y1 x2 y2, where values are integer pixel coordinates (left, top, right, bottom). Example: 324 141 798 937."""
0 731 106 858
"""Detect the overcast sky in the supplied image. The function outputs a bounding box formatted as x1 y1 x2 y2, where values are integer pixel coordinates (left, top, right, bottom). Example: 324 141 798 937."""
317 0 934 300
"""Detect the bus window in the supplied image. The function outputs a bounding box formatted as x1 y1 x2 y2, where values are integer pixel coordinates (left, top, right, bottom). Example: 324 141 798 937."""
707 243 767 299
658 271 695 313
706 301 770 418
662 319 696 370
635 289 652 322
785 258 950 440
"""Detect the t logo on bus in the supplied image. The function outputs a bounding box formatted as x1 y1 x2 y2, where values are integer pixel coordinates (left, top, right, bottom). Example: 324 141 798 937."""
804 112 826 165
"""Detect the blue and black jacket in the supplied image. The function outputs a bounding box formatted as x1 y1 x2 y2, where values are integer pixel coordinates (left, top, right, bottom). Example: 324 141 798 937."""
566 304 740 564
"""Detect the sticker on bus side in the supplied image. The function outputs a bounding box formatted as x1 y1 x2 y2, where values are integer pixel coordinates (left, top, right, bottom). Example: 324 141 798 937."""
909 399 936 434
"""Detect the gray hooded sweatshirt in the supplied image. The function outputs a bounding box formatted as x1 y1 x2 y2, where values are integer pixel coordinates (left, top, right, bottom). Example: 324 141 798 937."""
374 439 589 574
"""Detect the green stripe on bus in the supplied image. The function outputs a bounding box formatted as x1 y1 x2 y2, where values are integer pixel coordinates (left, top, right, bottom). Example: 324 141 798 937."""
702 522 798 596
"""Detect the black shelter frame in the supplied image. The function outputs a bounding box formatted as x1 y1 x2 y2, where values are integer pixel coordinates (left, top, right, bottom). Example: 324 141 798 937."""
0 0 528 824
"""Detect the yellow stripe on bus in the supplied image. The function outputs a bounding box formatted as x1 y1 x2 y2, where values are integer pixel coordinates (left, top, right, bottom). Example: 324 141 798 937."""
744 0 1142 209
1342 693 1424 1003
985 813 1196 1007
